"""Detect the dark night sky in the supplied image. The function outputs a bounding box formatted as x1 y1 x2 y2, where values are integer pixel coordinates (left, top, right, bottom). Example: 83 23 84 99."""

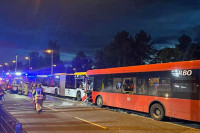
0 0 200 64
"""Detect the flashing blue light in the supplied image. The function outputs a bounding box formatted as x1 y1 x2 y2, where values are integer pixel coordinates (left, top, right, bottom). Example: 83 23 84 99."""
25 73 28 76
28 76 37 78
16 72 22 76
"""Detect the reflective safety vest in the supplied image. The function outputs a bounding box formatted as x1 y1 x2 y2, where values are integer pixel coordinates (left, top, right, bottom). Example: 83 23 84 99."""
34 88 43 100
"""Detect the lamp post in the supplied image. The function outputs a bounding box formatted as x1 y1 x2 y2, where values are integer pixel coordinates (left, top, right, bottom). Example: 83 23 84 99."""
25 57 31 73
4 63 9 72
73 68 76 88
15 54 18 72
0 65 3 75
46 49 53 75
12 60 16 72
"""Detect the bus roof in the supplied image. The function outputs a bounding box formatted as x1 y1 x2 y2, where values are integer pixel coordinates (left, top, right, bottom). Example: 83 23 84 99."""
54 72 86 76
87 60 200 75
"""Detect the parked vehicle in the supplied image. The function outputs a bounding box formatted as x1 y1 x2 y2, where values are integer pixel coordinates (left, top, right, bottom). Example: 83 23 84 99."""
11 77 22 93
85 60 200 122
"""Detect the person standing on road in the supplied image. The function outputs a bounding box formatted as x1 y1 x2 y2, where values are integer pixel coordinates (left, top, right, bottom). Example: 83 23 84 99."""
32 84 46 110
0 85 5 107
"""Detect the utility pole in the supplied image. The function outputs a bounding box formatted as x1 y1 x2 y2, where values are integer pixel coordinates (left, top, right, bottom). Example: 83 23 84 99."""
15 54 18 72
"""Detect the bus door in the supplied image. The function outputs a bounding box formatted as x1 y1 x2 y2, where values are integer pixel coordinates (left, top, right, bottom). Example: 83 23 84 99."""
112 77 123 107
65 75 75 97
121 77 137 109
59 75 66 96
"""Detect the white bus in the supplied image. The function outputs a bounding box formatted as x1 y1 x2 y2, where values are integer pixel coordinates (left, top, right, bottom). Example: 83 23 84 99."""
36 72 86 101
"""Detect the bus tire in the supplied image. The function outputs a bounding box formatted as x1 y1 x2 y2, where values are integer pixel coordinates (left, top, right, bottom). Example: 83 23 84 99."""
55 89 58 97
76 91 81 101
96 96 103 108
150 103 165 121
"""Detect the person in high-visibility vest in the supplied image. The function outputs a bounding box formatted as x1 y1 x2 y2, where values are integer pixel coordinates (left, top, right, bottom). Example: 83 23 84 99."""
0 85 4 107
32 84 46 110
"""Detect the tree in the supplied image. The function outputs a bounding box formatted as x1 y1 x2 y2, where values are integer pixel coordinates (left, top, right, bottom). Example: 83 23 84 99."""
94 30 155 68
133 30 154 65
155 47 182 63
187 43 200 60
43 40 65 73
94 50 107 69
95 30 133 68
176 34 192 61
44 40 61 66
177 34 192 52
72 51 93 72
28 51 43 70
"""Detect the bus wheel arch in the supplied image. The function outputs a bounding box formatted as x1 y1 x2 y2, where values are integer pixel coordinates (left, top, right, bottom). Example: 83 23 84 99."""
76 91 81 101
95 95 103 108
149 101 165 121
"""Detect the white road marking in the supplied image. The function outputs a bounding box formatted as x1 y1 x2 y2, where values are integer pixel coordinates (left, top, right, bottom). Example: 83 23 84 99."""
43 105 58 111
75 117 107 129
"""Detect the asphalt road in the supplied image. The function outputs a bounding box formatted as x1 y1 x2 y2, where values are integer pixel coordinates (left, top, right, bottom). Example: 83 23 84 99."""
1 93 200 133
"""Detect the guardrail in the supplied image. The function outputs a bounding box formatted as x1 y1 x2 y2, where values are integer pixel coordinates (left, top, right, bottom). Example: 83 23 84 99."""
0 107 26 133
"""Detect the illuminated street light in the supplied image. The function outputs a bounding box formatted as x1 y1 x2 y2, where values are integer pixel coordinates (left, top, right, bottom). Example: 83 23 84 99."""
4 63 9 73
46 49 52 54
45 49 53 75
73 68 77 88
12 60 16 63
25 56 31 73
53 64 56 67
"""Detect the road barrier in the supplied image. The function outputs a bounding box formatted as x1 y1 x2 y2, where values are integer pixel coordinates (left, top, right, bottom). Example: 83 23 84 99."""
0 108 26 133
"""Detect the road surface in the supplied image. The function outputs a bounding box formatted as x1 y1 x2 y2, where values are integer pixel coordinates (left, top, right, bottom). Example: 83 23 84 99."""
1 93 200 133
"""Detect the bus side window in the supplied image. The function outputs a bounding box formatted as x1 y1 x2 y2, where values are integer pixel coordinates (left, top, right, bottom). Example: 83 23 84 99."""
148 78 159 96
136 79 147 95
93 75 103 92
103 75 113 92
123 78 135 94
113 78 122 93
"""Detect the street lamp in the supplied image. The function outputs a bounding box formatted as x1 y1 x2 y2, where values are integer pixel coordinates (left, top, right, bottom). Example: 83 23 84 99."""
0 65 3 75
15 54 18 72
12 60 16 72
73 68 77 88
25 57 31 73
45 49 53 75
4 63 9 72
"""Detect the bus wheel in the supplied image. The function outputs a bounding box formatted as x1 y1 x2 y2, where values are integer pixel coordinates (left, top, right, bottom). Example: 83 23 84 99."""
150 103 165 121
55 89 58 97
96 96 103 108
76 91 81 101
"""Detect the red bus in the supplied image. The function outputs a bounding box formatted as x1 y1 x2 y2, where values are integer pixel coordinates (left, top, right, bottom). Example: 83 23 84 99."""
86 60 200 121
